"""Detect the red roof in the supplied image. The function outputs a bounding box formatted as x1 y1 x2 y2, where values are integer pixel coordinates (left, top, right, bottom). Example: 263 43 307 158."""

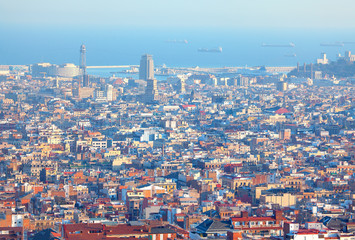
234 226 283 230
231 216 275 221
113 78 124 85
181 104 196 109
294 229 320 235
275 107 291 114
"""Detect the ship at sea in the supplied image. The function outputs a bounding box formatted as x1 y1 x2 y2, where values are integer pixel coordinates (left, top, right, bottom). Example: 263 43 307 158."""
198 47 223 53
165 40 188 44
261 42 295 47
320 42 344 47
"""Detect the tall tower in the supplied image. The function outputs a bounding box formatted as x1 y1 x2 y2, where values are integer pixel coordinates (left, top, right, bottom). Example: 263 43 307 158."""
277 79 288 91
139 54 154 81
177 78 186 94
144 79 158 103
80 44 86 76
80 44 90 87
106 84 114 101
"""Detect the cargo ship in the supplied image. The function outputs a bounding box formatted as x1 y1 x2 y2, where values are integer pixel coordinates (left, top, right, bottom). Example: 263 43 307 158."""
320 42 344 47
262 42 295 47
166 40 188 44
198 47 223 53
284 53 297 57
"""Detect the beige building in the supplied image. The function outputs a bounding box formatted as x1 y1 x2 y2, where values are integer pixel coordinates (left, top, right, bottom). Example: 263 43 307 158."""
260 193 296 207
23 160 58 178
221 175 252 189
253 183 284 200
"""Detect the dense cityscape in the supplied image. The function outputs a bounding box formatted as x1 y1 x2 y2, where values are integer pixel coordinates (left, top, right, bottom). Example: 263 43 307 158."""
0 41 353 240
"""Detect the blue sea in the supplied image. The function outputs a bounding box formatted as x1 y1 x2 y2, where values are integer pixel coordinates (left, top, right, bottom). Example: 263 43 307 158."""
1 25 355 73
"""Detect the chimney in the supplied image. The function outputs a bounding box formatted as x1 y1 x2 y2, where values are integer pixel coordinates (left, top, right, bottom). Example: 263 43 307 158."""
227 230 242 240
273 210 283 220
241 211 248 218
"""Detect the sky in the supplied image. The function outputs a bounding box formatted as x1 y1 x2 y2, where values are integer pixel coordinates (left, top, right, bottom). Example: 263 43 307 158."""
1 0 355 66
1 0 355 29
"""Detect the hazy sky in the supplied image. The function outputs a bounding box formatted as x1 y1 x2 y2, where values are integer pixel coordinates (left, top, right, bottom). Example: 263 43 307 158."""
1 0 355 29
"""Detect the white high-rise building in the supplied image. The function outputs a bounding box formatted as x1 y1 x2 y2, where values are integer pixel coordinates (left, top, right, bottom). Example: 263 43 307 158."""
316 53 329 64
106 84 114 101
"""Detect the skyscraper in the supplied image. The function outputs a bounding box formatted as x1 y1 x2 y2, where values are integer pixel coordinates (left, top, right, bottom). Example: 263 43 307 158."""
138 54 157 103
177 78 186 94
83 75 90 87
139 54 154 81
80 44 90 87
106 84 114 101
144 79 157 103
277 80 288 91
